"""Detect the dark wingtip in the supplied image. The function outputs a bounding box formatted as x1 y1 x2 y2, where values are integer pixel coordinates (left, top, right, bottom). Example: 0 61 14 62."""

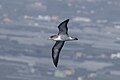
65 19 69 22
54 63 58 67
53 59 58 67
52 55 59 67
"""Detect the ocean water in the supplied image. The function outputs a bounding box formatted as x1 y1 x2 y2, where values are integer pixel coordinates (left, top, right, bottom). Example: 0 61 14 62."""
0 0 120 80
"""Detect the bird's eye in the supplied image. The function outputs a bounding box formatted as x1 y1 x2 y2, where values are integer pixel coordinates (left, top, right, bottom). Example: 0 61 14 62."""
50 36 54 38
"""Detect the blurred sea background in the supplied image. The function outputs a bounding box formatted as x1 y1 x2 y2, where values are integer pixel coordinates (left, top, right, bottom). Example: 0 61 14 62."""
0 0 120 80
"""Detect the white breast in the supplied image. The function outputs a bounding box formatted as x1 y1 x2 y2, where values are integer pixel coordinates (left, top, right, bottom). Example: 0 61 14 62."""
54 35 69 41
54 36 61 41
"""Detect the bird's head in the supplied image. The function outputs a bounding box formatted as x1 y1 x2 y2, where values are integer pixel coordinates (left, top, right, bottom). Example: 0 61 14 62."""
48 35 58 40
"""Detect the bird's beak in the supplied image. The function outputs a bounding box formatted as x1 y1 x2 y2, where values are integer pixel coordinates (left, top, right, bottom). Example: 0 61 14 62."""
48 37 51 40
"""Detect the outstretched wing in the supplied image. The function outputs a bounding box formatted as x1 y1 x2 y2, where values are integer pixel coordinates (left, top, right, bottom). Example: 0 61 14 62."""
58 19 69 35
52 41 65 67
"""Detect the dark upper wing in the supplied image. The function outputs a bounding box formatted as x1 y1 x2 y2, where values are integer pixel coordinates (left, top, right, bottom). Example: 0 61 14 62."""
52 41 65 67
58 19 69 35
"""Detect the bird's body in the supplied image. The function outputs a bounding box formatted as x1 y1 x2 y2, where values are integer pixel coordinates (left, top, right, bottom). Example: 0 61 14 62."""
52 35 76 41
49 19 78 67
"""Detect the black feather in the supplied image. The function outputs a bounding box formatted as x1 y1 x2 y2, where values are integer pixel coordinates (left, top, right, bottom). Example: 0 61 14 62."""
52 41 65 67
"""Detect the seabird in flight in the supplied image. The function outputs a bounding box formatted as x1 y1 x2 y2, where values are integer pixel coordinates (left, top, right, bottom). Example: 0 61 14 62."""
48 19 78 67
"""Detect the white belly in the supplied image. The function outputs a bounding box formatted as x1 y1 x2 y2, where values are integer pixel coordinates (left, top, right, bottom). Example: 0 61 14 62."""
54 35 73 41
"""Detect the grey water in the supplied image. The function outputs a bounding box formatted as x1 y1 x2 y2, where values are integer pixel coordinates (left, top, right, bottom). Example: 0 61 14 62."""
0 0 120 80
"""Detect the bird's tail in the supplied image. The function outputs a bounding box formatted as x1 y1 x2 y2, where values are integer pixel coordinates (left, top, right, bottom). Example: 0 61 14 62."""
73 38 78 40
